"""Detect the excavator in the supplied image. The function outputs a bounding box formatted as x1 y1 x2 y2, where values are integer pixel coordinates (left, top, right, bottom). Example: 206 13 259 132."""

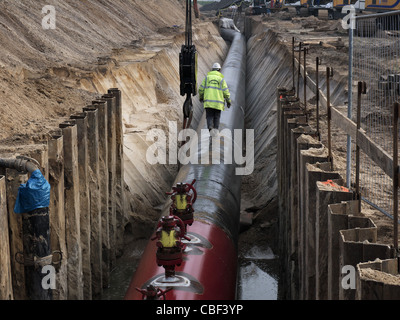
294 0 400 20
247 0 287 15
329 0 400 19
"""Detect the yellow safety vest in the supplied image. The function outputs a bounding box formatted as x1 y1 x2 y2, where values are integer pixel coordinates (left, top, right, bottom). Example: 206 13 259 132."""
199 71 231 111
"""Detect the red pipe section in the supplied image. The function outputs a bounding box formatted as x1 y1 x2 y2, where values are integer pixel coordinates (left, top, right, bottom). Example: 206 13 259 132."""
124 221 237 300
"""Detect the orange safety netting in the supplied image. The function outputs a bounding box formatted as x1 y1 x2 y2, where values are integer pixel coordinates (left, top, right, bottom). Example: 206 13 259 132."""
321 180 349 192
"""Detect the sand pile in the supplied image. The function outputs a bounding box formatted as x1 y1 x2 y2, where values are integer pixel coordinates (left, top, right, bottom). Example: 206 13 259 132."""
0 0 187 142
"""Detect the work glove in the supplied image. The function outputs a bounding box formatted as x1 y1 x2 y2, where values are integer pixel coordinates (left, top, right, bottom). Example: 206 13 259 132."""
227 102 231 108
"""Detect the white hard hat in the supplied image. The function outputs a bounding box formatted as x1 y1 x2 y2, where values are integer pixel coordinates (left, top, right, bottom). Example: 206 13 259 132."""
212 62 221 70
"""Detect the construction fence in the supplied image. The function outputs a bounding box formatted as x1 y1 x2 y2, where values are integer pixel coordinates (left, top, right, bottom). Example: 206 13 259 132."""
283 11 400 298
290 10 400 253
349 10 400 227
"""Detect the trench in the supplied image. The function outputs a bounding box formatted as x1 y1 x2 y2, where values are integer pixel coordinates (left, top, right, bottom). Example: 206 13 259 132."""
2 3 398 302
100 14 362 300
99 16 285 300
97 13 361 300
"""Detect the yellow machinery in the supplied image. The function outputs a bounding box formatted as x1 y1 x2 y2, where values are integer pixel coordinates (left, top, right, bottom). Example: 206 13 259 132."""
329 0 359 18
332 0 400 13
294 0 400 19
364 0 400 11
294 0 333 16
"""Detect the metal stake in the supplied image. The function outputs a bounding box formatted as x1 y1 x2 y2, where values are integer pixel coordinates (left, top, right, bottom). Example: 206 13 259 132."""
292 37 295 91
393 102 399 255
316 57 321 141
355 81 366 213
347 25 354 190
326 67 334 171
303 46 309 119
297 42 302 99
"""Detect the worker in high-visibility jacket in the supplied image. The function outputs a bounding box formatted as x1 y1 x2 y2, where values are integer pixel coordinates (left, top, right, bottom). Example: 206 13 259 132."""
199 63 231 135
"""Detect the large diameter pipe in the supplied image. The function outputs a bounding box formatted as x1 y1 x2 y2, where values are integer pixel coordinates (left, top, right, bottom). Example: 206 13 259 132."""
125 29 246 300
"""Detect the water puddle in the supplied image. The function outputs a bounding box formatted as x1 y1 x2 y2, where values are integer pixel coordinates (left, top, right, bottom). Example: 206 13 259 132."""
237 246 280 300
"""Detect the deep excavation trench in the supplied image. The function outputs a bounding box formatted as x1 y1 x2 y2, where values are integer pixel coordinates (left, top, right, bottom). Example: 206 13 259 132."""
100 16 287 300
98 15 353 300
2 2 396 300
6 1 396 302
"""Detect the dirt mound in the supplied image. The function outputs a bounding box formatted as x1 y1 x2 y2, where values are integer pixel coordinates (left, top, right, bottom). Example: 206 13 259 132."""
0 0 187 142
